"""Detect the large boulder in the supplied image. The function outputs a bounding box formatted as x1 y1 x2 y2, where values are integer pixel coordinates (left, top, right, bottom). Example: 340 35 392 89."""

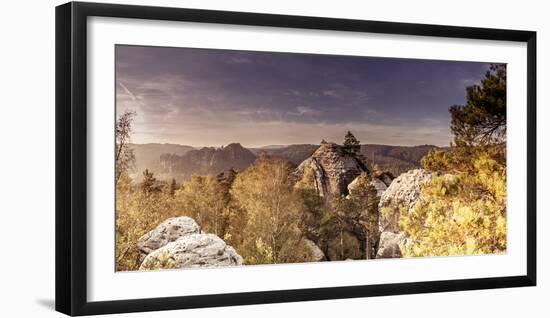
376 232 408 258
137 216 200 262
140 233 243 270
379 169 432 233
304 239 327 262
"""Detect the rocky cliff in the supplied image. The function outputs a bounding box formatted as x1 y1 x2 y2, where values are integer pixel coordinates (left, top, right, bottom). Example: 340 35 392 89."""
251 144 319 165
129 143 195 179
160 143 256 180
294 142 370 201
293 142 396 260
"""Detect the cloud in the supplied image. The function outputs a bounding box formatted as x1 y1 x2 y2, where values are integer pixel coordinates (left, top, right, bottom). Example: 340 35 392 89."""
115 45 490 147
227 57 253 64
459 78 479 86
117 81 137 101
322 90 340 98
364 108 382 117
285 89 303 96
296 106 317 115
286 106 320 117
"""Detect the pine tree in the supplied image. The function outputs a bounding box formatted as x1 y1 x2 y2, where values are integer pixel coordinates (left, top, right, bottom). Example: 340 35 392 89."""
449 64 506 146
140 169 161 195
348 173 380 259
169 178 177 197
294 166 327 244
343 131 361 155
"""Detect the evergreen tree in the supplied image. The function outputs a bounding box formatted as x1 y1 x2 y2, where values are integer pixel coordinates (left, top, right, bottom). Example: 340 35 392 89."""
343 131 361 155
169 178 177 197
216 168 238 188
348 173 380 259
329 196 358 260
140 169 162 195
450 64 506 146
294 166 328 244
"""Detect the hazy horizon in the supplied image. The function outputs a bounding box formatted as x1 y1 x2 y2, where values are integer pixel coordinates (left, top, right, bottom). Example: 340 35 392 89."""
129 141 441 149
116 45 492 147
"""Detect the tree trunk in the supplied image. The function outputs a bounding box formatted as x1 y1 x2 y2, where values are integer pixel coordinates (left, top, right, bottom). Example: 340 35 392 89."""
340 228 344 260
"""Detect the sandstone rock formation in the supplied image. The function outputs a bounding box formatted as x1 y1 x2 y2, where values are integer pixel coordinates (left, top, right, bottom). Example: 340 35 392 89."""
379 169 432 233
376 169 432 258
294 142 369 201
293 142 399 261
376 232 408 258
137 216 243 269
140 233 243 270
137 216 200 262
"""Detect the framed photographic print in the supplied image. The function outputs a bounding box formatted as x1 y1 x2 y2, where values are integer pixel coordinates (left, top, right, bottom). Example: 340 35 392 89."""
55 1 536 316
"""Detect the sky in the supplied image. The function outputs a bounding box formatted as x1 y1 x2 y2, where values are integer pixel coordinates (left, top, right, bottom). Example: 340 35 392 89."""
116 45 492 147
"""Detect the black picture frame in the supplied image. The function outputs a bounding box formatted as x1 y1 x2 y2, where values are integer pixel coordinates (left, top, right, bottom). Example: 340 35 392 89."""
55 1 537 316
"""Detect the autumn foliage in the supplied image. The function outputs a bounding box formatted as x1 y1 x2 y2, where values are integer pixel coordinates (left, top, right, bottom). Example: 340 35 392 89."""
400 64 507 257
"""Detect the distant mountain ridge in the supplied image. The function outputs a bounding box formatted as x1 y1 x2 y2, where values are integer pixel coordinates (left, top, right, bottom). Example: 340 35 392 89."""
129 142 439 181
159 143 256 181
250 144 319 165
129 143 195 177
359 144 440 176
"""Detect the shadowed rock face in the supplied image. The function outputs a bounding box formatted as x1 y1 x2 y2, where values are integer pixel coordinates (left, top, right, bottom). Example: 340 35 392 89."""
294 143 369 202
304 239 327 262
140 233 243 270
376 232 408 258
374 171 394 187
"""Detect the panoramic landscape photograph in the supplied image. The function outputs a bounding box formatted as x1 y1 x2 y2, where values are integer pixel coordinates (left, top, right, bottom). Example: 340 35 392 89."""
115 45 507 271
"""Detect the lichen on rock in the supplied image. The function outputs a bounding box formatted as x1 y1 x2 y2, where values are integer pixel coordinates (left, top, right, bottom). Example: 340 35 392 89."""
137 216 201 263
140 233 243 270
